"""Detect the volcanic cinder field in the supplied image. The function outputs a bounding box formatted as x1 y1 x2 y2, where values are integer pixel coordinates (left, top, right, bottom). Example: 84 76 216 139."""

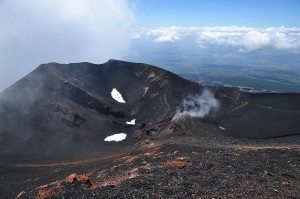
0 60 299 198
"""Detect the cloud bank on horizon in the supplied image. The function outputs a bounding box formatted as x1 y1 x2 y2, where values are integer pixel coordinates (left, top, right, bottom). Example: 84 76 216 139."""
0 0 134 92
133 26 300 52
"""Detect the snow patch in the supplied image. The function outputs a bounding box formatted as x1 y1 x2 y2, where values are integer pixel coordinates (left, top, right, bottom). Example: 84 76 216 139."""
104 133 127 142
219 126 226 130
126 119 136 125
111 88 126 103
148 72 155 78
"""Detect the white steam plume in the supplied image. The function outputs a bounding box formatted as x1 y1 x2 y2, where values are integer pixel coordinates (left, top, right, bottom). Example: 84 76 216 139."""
174 89 219 119
0 0 134 92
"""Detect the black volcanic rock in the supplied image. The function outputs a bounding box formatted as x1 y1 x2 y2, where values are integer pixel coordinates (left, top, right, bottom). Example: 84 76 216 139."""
0 60 299 156
0 60 300 198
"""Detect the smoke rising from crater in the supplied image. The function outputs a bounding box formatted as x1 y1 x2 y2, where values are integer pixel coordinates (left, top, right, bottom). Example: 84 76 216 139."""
174 89 219 119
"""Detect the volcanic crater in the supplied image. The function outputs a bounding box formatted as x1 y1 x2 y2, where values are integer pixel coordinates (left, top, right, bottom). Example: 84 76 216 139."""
0 60 299 198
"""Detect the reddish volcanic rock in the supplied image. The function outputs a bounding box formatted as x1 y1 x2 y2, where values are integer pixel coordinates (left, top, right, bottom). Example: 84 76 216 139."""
65 173 93 188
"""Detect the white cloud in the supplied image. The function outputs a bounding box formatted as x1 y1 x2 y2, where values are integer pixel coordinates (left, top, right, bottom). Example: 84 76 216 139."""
0 0 134 92
134 26 300 52
243 30 271 51
149 29 181 42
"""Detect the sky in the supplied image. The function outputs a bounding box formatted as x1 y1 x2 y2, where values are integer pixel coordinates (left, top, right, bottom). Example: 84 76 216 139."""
132 0 300 27
0 0 299 92
0 0 133 92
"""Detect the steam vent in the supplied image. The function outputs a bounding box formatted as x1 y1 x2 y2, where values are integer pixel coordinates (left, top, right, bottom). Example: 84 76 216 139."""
0 60 300 198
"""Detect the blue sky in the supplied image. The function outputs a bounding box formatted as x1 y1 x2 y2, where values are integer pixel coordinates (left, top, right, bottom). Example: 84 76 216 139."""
131 0 300 27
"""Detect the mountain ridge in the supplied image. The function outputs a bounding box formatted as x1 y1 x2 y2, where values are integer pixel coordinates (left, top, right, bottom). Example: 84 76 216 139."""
0 60 299 156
